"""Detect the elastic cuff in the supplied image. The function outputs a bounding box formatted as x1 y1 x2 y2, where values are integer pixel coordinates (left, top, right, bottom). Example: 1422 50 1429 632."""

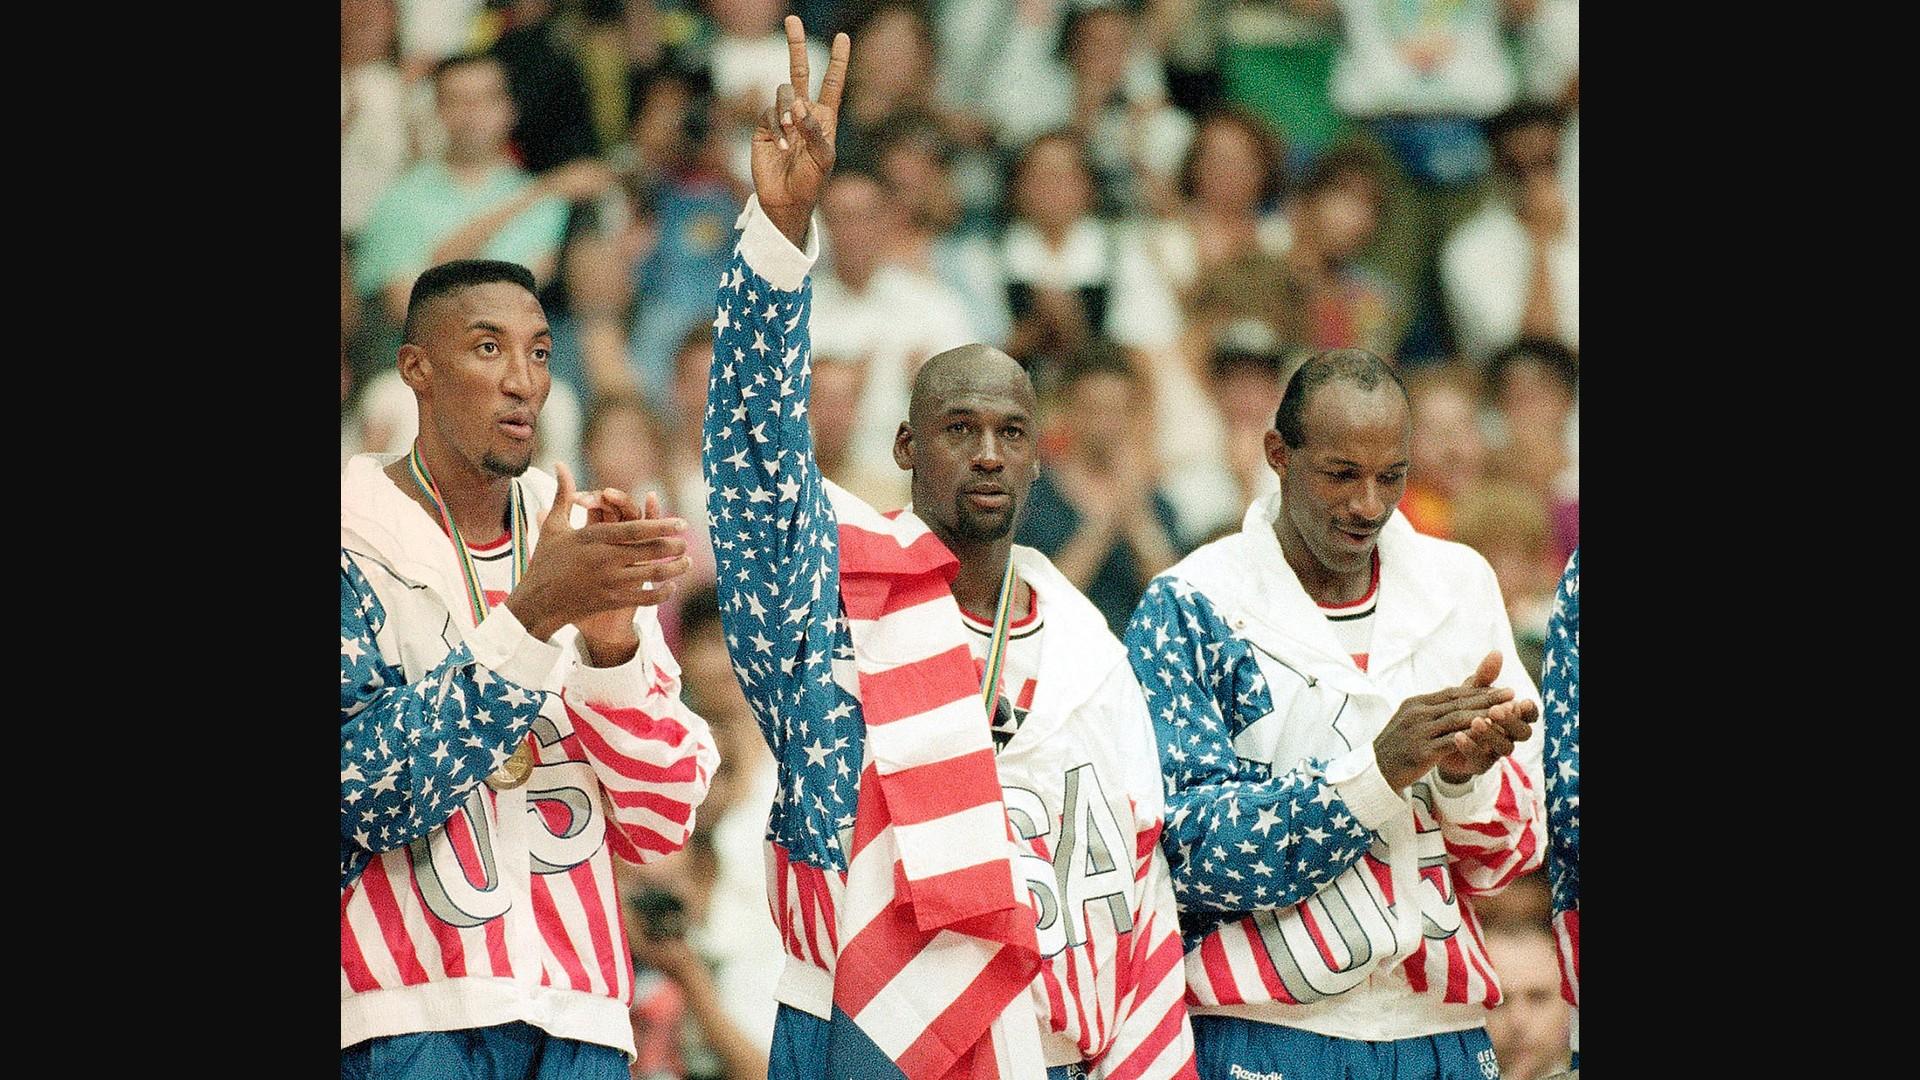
564 623 658 707
1324 745 1405 831
734 193 818 291
1430 762 1503 818
466 603 567 693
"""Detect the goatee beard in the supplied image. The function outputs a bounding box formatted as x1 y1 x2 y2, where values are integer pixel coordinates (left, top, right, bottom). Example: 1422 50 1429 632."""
482 451 532 478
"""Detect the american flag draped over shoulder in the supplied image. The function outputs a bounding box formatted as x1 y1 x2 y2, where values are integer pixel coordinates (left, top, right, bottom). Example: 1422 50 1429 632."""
705 197 1042 1079
826 492 1045 1079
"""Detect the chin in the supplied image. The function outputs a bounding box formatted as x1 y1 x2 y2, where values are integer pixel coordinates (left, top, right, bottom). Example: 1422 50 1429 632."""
951 507 1015 545
482 450 533 478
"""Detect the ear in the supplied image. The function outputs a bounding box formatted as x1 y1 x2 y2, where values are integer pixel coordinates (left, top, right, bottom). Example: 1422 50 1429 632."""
1264 428 1287 474
397 343 430 395
892 422 914 472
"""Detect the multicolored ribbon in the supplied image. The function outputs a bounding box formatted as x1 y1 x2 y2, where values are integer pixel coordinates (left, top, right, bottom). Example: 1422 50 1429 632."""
978 555 1018 727
405 442 527 626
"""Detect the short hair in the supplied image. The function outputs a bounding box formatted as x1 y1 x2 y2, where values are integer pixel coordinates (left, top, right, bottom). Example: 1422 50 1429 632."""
1484 102 1567 172
1297 139 1385 200
1486 337 1579 399
432 51 502 94
402 259 538 344
1055 338 1137 396
1274 348 1409 449
1181 106 1289 206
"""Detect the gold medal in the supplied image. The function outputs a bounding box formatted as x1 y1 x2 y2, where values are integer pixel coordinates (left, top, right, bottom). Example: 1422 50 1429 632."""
484 740 537 790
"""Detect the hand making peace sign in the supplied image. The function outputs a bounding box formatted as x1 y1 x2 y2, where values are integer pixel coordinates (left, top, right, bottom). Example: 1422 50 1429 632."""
751 14 851 248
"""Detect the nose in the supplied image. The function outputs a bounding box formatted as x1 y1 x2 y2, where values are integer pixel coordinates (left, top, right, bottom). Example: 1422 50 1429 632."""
500 347 537 400
972 429 1005 472
1352 478 1386 523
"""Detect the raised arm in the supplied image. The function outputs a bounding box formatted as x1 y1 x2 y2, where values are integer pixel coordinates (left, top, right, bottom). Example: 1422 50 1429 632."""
703 18 853 751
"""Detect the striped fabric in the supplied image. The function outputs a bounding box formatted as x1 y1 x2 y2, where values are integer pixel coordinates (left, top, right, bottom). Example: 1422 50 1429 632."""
340 458 719 1054
826 496 1044 1079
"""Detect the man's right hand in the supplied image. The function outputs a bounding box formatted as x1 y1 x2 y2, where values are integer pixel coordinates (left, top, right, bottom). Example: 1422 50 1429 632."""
506 463 690 642
750 15 850 247
1373 679 1518 792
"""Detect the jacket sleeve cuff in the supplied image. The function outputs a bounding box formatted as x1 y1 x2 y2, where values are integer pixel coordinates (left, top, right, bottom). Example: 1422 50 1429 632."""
1325 744 1405 831
734 193 818 292
467 603 567 693
1429 765 1502 819
563 609 666 707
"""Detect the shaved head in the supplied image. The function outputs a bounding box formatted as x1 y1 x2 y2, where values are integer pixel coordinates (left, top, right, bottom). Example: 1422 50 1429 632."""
909 344 1036 425
896 343 1041 554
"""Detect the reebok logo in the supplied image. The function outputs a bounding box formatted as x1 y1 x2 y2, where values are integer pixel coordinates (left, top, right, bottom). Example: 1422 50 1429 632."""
1229 1065 1284 1080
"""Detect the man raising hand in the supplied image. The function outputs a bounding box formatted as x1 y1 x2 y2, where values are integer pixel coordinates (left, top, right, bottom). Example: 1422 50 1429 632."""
703 17 1197 1080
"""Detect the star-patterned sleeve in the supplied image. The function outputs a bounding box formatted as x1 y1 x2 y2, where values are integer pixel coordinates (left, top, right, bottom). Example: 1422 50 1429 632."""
340 551 546 888
702 195 839 756
557 616 720 866
1423 558 1548 896
1540 550 1578 924
1124 578 1400 918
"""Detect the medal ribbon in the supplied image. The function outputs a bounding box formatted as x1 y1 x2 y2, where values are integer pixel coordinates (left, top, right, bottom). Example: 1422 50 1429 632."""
405 442 526 626
978 555 1018 726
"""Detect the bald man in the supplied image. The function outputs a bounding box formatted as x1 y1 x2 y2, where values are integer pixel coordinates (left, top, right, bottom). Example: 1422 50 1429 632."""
696 16 1196 1080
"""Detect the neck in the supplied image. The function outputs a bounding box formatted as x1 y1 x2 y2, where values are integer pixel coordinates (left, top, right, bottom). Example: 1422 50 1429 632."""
1273 515 1369 606
837 260 876 292
391 438 513 540
942 530 1021 617
1037 220 1073 249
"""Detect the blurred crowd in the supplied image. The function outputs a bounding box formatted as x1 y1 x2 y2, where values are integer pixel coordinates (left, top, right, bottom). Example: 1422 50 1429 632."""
341 2 1577 1076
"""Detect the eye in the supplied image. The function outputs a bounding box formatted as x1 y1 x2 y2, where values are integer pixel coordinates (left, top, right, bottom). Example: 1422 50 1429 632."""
477 340 500 355
1325 470 1358 481
532 347 551 364
947 421 971 435
1381 472 1406 484
1000 425 1026 440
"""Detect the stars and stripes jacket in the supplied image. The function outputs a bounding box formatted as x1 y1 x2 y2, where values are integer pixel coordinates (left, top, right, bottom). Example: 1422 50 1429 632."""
340 454 719 1057
701 195 1197 1078
1122 494 1546 1042
1540 549 1578 1050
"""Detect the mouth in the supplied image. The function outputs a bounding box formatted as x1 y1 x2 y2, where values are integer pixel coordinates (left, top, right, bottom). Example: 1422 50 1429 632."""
497 413 536 441
964 486 1011 511
1333 523 1378 546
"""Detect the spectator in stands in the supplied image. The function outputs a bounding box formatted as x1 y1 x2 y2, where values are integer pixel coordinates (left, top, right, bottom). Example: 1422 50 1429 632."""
1451 479 1556 682
1186 140 1402 360
621 584 782 1072
342 0 411 248
1399 364 1488 539
489 0 601 172
1441 103 1578 364
875 116 1013 348
1145 105 1292 323
1015 342 1187 635
1322 0 1542 361
1001 130 1180 379
989 0 1195 218
1482 922 1573 1080
832 2 943 174
810 166 977 494
624 69 745 405
1481 338 1578 570
353 52 617 329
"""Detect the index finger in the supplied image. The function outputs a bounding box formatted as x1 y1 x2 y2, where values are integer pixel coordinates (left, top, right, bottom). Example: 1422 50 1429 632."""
785 15 811 98
817 31 851 113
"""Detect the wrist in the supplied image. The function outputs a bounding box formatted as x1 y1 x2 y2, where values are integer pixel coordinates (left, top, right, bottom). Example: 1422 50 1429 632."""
580 628 641 668
504 594 561 642
765 206 812 249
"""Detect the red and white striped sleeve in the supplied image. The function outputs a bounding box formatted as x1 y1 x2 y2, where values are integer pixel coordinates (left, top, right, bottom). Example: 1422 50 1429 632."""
1093 820 1198 1080
1429 561 1547 895
558 609 720 865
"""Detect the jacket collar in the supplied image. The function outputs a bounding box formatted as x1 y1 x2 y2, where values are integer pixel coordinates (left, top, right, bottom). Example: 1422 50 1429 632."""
1234 492 1453 680
341 453 559 622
